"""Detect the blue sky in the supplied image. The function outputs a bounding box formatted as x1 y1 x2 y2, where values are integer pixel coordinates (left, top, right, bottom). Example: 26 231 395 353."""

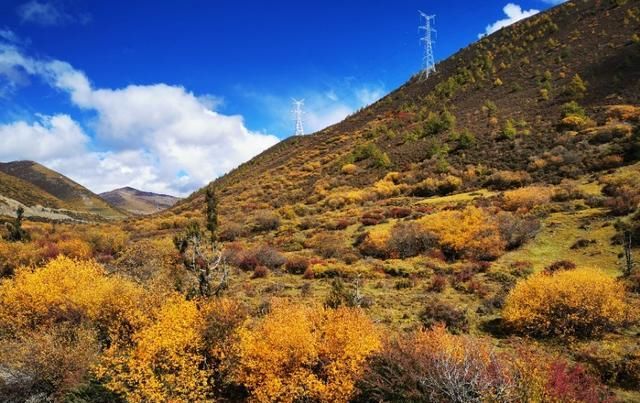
0 0 565 195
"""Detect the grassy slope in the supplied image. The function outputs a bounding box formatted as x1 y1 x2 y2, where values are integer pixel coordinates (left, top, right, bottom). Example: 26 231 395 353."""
170 0 640 219
130 2 640 399
0 170 64 209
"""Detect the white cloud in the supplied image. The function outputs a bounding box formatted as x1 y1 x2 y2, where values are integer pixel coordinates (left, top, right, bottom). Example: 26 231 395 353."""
0 114 88 161
355 86 385 106
0 44 279 195
479 3 540 38
17 1 77 26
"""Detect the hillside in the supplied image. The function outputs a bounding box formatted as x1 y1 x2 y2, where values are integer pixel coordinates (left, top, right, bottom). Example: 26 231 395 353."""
100 187 180 215
0 161 126 220
2 0 640 401
172 0 639 218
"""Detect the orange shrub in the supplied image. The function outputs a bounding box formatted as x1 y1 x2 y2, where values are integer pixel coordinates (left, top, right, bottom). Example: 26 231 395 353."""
419 206 505 260
485 170 531 190
502 186 554 211
96 296 210 402
358 227 391 259
235 299 381 402
56 238 93 259
0 241 42 276
503 268 630 338
0 256 149 339
341 163 357 174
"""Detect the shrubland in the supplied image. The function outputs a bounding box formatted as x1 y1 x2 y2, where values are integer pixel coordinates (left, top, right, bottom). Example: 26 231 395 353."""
2 0 640 400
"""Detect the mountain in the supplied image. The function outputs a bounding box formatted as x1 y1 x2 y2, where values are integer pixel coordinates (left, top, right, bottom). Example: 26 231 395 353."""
100 187 180 215
0 161 126 221
171 0 640 219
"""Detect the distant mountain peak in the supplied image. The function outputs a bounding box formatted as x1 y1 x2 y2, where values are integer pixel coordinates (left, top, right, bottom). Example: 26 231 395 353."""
100 187 180 215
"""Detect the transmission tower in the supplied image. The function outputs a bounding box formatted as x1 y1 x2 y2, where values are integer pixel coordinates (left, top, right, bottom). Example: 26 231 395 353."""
292 99 305 136
418 11 437 79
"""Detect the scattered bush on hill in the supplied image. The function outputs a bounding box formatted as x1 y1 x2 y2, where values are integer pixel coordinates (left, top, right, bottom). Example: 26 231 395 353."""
387 222 436 259
485 170 532 190
503 268 630 338
419 299 469 334
419 206 505 261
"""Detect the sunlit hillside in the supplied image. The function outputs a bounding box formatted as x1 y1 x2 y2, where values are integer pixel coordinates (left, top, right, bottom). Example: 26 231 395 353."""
1 0 640 402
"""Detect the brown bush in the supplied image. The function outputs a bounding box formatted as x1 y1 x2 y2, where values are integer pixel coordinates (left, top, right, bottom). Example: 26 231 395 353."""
237 252 259 272
419 299 469 334
252 265 269 279
386 207 412 219
496 212 541 250
388 222 436 258
428 275 447 292
285 256 309 275
361 211 385 226
254 245 286 270
251 210 281 232
302 267 315 279
327 218 353 231
218 222 244 242
485 170 531 190
544 260 576 275
311 233 347 259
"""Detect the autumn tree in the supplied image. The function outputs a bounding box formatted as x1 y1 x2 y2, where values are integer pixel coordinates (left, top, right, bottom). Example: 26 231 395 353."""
205 185 218 242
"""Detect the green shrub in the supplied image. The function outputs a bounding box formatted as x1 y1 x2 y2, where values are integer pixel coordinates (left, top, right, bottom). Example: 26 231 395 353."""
423 110 456 137
351 143 391 169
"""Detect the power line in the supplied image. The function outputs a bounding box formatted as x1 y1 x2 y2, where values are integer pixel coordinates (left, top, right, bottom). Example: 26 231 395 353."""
292 98 305 136
419 11 437 79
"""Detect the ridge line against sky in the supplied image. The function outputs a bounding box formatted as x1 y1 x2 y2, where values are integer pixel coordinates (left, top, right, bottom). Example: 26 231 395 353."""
0 0 566 196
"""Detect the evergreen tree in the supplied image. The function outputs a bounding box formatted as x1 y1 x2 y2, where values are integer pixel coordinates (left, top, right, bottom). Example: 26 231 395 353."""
205 185 218 241
6 207 29 242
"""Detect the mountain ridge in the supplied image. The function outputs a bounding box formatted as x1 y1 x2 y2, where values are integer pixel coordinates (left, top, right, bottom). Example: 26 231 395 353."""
0 160 126 220
100 187 180 215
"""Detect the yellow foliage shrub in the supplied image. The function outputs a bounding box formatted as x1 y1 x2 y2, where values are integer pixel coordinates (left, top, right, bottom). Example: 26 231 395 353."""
0 256 148 340
235 300 381 402
606 104 640 123
96 296 210 402
503 268 630 338
502 186 554 211
559 114 595 131
372 178 402 198
419 206 505 260
84 226 129 256
57 238 93 259
341 163 357 174
0 241 42 274
358 227 391 259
